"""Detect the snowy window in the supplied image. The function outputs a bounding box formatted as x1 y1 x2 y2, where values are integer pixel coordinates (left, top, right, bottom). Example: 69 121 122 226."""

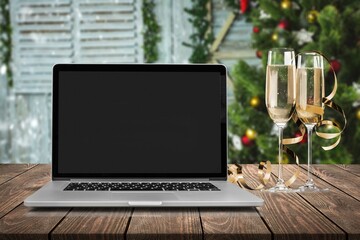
10 0 143 93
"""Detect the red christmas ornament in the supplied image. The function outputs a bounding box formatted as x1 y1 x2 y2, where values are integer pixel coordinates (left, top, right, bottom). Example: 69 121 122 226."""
241 135 254 146
239 0 249 13
278 19 289 30
253 26 260 33
295 131 307 144
256 50 262 59
301 133 307 144
330 59 341 73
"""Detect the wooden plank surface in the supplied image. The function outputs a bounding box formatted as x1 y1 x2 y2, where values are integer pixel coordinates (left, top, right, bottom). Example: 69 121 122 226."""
0 164 359 239
127 208 202 240
0 164 51 219
257 191 345 240
52 208 132 240
0 164 68 240
335 164 360 177
238 165 345 240
0 205 69 240
310 164 360 201
0 164 36 185
283 165 360 240
200 207 271 240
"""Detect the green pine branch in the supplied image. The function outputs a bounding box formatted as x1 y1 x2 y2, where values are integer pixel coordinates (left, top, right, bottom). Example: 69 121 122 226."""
142 0 161 63
183 0 214 63
0 0 12 87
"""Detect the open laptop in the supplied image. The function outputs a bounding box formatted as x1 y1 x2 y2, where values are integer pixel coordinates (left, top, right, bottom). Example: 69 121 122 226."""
24 64 263 207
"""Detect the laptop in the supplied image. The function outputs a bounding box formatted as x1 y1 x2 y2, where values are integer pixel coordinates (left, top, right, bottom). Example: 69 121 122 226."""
24 64 263 207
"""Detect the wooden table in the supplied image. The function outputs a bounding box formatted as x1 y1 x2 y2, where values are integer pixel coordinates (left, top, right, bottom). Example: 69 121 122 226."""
0 164 359 240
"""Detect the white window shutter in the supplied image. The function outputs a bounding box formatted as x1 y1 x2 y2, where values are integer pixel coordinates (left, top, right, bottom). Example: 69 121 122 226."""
11 0 143 93
75 0 143 64
11 0 73 93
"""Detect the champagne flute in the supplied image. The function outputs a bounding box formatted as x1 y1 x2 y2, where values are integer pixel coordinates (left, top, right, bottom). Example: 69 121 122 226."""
265 48 296 192
296 52 325 191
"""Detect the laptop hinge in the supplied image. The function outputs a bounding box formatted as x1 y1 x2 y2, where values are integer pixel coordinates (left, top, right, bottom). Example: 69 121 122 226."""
69 178 212 182
209 177 227 181
52 177 70 181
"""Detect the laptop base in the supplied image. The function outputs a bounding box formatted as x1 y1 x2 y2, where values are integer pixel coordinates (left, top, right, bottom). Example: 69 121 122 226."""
25 180 263 207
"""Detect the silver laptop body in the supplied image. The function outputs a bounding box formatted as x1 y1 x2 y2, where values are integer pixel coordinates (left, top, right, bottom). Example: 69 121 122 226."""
25 64 263 207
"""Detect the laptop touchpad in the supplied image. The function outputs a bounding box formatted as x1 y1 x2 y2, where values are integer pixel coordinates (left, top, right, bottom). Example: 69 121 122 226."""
111 192 178 201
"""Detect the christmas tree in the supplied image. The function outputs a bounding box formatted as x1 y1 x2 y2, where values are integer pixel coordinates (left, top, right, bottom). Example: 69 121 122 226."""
228 0 360 164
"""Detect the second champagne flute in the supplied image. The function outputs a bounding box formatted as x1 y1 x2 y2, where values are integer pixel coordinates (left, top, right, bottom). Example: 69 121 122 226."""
296 52 325 191
265 48 296 192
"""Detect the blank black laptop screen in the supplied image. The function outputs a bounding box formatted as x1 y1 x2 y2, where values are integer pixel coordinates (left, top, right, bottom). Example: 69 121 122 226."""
53 64 226 179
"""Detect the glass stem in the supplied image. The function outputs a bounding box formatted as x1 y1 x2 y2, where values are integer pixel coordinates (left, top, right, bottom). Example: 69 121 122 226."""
306 125 314 182
278 126 284 182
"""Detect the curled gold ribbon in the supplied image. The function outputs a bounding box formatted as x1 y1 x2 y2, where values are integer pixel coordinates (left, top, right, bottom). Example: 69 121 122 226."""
283 145 300 187
316 99 346 150
283 113 306 145
282 51 346 149
301 51 347 150
228 146 300 189
228 161 272 190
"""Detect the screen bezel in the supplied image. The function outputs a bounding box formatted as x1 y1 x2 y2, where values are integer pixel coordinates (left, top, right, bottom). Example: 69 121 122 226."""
52 64 227 180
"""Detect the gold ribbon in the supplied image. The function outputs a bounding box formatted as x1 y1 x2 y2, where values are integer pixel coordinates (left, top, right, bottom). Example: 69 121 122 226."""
228 145 300 189
228 161 272 190
283 51 347 150
307 51 346 150
282 145 300 187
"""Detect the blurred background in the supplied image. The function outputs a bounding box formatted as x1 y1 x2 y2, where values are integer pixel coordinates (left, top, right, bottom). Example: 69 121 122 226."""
0 0 359 164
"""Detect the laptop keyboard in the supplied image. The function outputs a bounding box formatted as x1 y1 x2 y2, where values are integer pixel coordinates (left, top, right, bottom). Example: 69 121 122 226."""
64 182 220 191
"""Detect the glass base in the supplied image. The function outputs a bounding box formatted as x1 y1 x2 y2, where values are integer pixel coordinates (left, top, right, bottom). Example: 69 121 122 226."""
298 179 328 192
266 179 297 193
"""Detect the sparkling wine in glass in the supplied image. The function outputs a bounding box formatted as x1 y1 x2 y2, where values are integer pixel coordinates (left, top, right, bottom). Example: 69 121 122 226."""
296 52 325 191
265 48 296 192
